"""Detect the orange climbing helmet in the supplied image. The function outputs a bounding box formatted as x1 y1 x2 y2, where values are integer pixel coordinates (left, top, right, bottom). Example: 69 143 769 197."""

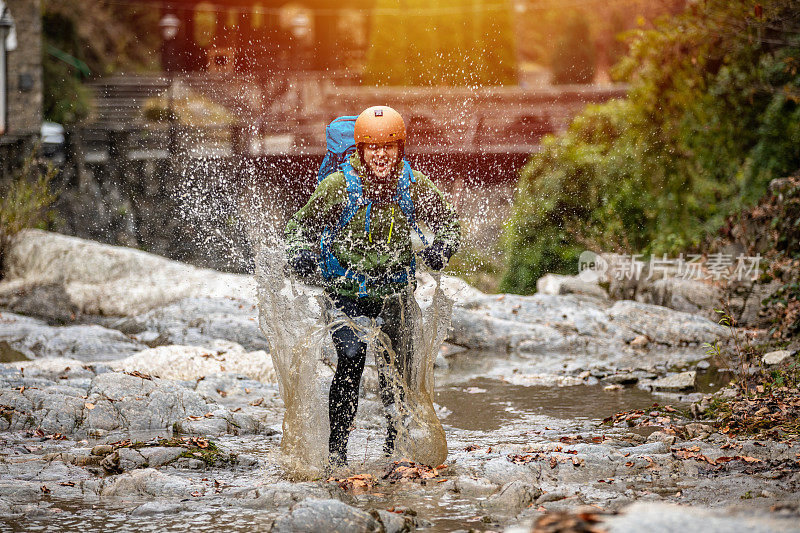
353 105 406 145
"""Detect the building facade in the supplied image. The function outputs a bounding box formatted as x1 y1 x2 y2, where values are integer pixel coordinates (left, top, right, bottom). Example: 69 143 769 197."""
1 0 42 140
148 0 372 74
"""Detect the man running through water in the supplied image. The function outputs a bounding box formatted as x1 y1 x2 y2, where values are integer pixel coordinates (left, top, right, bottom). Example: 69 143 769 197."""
284 105 460 468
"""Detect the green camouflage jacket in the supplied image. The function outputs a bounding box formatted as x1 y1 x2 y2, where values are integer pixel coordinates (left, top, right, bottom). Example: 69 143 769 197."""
284 153 461 300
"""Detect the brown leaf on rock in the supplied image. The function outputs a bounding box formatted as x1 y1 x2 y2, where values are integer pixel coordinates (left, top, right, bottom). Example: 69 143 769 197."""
533 511 608 533
382 460 440 483
328 473 377 494
124 370 153 380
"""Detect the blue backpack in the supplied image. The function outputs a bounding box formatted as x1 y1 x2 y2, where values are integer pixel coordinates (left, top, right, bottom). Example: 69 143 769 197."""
317 115 428 297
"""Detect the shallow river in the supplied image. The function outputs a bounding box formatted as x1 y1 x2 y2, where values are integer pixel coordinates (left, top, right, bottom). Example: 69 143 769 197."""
5 358 727 532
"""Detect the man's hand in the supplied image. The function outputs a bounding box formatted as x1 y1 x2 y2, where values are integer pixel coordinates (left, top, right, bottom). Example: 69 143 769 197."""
418 240 453 271
289 249 318 277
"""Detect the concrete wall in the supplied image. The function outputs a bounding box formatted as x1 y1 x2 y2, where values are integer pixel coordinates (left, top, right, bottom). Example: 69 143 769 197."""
5 0 42 138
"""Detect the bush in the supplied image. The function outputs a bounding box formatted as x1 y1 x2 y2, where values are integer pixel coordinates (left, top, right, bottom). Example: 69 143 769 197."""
501 0 800 294
0 152 58 272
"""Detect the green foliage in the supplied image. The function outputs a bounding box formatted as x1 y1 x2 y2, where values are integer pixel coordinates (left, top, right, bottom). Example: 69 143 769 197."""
551 13 595 84
41 0 161 124
0 151 58 269
363 0 517 86
502 0 800 294
42 10 92 124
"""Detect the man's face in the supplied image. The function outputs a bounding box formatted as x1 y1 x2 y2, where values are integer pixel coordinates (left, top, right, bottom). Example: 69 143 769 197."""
362 142 400 182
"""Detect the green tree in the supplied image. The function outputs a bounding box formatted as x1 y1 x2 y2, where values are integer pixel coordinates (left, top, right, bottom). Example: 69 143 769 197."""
363 0 517 86
501 0 800 294
41 0 160 124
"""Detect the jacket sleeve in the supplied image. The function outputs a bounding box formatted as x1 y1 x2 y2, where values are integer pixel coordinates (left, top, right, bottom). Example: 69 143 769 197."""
284 174 346 260
411 172 461 254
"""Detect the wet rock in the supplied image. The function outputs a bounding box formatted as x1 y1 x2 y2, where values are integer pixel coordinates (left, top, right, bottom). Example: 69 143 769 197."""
536 274 608 300
271 498 381 533
194 372 278 401
480 480 541 516
131 501 187 516
237 482 332 509
604 370 656 385
0 480 42 501
0 313 145 362
374 510 414 533
173 457 206 470
110 344 276 383
453 476 499 497
91 444 113 456
684 423 714 439
235 454 259 467
173 417 230 436
646 431 677 445
101 448 147 473
648 371 697 392
602 502 800 533
481 457 541 486
762 350 792 366
100 468 203 498
138 446 184 467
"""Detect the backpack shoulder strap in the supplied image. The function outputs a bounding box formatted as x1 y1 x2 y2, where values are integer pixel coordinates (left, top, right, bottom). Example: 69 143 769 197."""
337 161 367 231
395 160 428 246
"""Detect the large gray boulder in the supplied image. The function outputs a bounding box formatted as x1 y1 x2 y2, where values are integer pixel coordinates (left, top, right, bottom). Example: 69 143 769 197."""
0 229 254 318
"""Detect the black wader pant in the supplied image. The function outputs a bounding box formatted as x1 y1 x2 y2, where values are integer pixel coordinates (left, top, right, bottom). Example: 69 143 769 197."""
327 292 411 460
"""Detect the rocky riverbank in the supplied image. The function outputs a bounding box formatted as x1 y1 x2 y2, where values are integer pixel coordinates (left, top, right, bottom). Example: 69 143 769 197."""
1 230 798 532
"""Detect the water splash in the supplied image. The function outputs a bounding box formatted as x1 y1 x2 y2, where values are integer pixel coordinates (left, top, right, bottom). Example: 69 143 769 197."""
245 187 452 478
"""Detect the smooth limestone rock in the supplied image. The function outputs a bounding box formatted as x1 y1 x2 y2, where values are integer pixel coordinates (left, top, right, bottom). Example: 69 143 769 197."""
0 311 145 362
762 350 792 366
100 468 204 498
271 499 382 533
109 343 276 383
602 502 800 533
637 277 724 320
0 229 255 318
536 273 609 300
479 480 542 516
1 232 727 372
648 371 697 392
108 296 268 352
0 366 265 437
